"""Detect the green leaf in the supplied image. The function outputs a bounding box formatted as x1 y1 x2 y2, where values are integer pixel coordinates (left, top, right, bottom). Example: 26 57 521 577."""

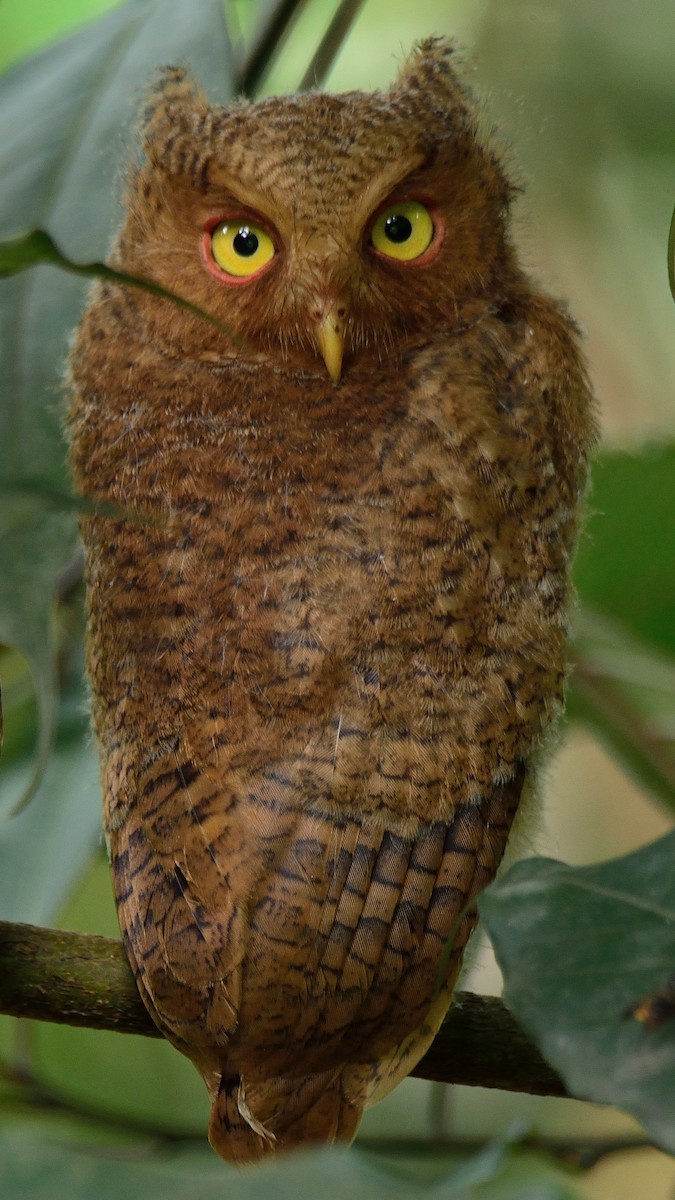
472 1147 583 1200
479 830 675 1154
0 501 77 803
575 445 675 657
569 609 675 813
0 639 101 923
0 230 234 334
0 1128 585 1200
0 0 233 796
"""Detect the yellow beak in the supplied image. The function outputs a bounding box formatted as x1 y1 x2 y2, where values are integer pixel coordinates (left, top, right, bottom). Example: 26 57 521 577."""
316 305 346 383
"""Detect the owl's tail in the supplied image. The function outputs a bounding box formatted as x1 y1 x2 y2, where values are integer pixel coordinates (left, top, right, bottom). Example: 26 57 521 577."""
208 1071 361 1164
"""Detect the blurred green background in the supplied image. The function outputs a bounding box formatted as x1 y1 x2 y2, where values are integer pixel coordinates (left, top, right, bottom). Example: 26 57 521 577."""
0 1 674 1198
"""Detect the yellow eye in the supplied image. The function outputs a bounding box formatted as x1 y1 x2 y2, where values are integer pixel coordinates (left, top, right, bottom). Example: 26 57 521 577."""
209 219 275 278
370 200 435 262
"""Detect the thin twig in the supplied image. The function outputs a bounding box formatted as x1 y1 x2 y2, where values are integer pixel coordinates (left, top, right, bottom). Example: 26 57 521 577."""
0 1060 652 1166
1 1060 203 1147
298 0 366 91
573 654 675 794
237 0 308 96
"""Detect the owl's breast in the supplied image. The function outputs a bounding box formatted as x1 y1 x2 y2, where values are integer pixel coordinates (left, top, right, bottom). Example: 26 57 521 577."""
80 349 569 825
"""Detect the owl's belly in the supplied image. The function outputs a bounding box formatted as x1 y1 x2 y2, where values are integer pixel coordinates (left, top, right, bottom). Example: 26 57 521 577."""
84 377 564 1107
101 475 537 1099
95 469 536 1092
90 444 563 837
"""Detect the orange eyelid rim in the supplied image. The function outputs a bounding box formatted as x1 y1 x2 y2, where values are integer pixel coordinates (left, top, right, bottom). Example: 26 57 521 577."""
368 198 444 268
202 213 279 285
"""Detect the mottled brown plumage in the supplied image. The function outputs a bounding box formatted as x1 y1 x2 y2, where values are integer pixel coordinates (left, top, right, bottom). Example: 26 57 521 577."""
66 39 596 1163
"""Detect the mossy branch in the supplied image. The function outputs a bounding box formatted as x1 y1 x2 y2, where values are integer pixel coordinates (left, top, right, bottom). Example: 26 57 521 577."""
0 919 566 1097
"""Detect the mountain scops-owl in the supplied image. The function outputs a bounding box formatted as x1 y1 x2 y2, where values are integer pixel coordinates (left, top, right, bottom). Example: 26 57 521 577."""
67 38 596 1163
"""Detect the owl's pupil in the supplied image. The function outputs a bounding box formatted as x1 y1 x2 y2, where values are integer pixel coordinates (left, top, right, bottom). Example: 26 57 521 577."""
384 214 413 243
233 228 259 257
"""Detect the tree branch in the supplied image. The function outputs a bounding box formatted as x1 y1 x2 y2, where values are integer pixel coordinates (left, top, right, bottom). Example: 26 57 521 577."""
0 920 157 1038
0 919 566 1097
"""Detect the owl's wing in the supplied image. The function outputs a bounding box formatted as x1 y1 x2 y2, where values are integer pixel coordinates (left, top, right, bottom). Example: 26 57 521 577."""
110 757 522 1162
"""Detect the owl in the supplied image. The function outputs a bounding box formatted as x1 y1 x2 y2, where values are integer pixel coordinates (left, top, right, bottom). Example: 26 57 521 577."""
66 38 596 1164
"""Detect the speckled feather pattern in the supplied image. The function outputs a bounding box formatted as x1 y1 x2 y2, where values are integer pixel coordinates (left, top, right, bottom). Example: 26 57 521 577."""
66 39 596 1162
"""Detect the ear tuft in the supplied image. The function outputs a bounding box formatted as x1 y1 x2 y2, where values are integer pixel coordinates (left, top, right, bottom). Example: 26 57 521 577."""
140 67 209 165
394 37 472 126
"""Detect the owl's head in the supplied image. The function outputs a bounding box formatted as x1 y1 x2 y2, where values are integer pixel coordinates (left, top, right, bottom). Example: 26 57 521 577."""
117 38 515 380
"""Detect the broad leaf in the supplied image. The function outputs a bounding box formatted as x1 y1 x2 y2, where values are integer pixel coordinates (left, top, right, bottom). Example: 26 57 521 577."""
0 636 101 923
569 446 675 810
569 609 675 813
574 445 675 657
0 1128 584 1200
480 830 675 1154
0 0 233 793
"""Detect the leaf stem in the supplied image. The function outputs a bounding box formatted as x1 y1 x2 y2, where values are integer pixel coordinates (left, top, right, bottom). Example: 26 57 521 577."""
571 650 675 809
236 0 308 96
